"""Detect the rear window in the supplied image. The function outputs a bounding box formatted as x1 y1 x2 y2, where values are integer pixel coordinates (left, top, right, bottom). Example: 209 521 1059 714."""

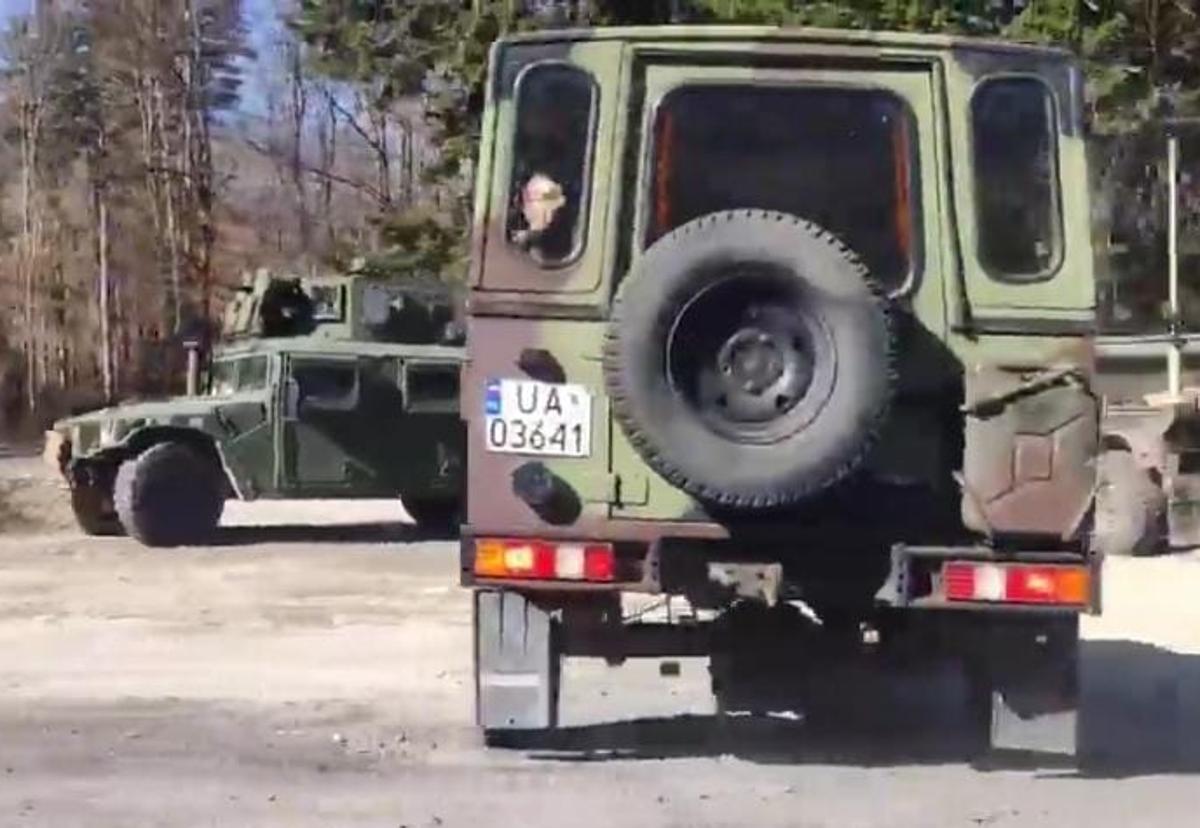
647 84 919 291
506 63 597 267
971 76 1062 281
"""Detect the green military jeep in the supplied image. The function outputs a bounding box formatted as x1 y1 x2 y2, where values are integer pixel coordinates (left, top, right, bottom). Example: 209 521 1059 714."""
46 269 466 546
461 26 1102 756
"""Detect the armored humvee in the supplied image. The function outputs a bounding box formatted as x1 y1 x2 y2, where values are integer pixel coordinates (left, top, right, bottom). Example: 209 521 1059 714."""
1093 119 1200 555
45 269 466 546
460 26 1103 756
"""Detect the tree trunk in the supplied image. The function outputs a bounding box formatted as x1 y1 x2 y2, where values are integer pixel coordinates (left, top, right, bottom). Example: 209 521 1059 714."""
290 43 311 253
97 189 114 402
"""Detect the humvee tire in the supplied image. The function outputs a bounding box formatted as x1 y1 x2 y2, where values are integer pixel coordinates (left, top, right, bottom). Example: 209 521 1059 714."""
70 481 123 536
114 442 225 547
605 210 893 509
1094 449 1166 557
404 496 463 532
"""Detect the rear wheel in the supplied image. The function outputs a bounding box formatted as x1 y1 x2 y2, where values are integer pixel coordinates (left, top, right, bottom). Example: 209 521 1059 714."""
404 496 462 533
114 441 225 547
1094 449 1166 557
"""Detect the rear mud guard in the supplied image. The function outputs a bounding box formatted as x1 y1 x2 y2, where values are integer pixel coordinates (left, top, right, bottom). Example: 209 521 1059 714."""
474 590 560 734
966 615 1081 757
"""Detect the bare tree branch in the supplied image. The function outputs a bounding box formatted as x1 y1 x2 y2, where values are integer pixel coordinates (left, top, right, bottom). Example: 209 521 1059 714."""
242 136 387 204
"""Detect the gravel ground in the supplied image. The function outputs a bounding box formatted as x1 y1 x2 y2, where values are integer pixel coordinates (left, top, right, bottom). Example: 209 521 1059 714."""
2 455 1200 827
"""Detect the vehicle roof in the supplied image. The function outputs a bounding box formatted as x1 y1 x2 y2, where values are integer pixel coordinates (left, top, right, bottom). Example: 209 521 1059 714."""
214 337 465 361
497 24 1072 59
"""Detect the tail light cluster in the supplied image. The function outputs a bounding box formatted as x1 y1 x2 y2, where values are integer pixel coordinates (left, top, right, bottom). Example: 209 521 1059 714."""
474 538 616 583
942 561 1090 606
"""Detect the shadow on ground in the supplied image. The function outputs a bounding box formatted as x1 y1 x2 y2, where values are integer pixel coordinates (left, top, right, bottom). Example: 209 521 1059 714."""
208 523 458 546
517 640 1200 777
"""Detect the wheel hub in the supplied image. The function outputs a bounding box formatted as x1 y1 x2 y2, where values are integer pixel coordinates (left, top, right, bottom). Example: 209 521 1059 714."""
712 315 814 424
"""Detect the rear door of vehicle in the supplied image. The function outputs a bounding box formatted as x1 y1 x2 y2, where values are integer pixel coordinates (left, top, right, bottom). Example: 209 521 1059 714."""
610 52 949 520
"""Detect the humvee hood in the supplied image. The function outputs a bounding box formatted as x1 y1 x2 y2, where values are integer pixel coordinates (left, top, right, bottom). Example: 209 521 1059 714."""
54 392 267 432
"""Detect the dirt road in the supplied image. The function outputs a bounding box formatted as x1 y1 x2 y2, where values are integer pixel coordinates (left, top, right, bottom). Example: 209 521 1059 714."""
3 463 1200 826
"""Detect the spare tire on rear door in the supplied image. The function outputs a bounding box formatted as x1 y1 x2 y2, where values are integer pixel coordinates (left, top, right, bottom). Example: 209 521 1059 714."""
604 210 893 510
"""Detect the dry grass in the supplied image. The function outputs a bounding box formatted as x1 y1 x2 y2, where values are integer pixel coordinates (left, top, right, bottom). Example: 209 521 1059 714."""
0 463 75 536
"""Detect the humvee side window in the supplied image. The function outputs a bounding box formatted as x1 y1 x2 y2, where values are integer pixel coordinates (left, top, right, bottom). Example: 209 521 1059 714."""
648 85 918 291
507 63 597 266
971 76 1062 280
404 363 460 414
293 362 358 412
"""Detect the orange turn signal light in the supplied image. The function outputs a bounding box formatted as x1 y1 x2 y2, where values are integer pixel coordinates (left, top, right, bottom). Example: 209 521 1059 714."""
474 538 615 583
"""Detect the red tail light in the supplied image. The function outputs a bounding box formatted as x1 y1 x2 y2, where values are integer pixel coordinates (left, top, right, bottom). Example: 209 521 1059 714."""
474 538 616 583
943 561 1089 606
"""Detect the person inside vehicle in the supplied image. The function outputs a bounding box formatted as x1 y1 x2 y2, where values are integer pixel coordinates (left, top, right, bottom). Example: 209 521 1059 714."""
507 67 592 264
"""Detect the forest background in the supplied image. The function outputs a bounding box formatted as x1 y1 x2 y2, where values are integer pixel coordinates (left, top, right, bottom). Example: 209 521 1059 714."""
1 0 1195 434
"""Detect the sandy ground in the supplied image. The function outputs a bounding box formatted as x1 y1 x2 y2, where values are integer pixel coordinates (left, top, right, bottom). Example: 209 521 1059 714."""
3 456 1200 826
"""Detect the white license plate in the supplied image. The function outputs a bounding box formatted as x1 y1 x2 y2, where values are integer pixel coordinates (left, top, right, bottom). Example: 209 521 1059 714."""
484 379 592 457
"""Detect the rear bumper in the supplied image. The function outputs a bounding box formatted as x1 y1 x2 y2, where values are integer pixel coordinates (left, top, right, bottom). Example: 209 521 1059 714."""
462 532 1099 615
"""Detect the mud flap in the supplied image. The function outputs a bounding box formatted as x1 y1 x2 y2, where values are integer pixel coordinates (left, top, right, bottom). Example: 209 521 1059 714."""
474 590 560 733
968 615 1080 756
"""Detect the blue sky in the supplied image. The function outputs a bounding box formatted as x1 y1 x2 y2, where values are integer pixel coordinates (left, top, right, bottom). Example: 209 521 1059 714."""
1 0 283 117
0 0 31 25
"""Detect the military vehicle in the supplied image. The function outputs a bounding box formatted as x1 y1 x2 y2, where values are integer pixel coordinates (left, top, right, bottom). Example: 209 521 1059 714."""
1093 119 1200 555
459 26 1103 756
45 268 466 546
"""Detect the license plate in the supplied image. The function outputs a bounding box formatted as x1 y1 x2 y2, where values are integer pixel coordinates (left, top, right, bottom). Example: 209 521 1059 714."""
484 379 592 457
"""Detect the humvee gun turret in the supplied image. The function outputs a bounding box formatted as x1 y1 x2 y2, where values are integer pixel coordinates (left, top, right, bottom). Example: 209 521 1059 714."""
460 27 1101 757
45 269 466 546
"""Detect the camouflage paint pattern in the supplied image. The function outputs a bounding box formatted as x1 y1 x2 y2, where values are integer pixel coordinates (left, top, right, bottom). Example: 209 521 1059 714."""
49 271 465 504
464 26 1099 552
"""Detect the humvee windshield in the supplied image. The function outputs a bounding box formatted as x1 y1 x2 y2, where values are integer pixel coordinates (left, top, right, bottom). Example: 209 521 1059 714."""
209 355 269 396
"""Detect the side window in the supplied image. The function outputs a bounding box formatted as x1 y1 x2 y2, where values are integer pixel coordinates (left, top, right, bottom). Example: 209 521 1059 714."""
971 77 1062 281
293 362 358 412
507 63 597 267
404 363 460 414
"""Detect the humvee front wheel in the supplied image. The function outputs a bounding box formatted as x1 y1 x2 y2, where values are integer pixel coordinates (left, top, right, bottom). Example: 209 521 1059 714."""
1093 449 1166 557
114 442 225 547
70 481 123 536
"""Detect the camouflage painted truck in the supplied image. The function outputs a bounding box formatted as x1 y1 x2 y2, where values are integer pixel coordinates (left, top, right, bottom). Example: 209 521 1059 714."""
44 270 466 546
459 26 1104 756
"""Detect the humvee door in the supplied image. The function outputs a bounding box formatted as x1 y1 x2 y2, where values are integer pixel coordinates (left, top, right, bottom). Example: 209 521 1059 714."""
280 354 374 493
